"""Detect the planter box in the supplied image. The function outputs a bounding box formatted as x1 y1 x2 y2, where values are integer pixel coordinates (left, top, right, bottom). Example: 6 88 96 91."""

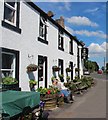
2 83 19 90
40 94 57 110
57 96 64 106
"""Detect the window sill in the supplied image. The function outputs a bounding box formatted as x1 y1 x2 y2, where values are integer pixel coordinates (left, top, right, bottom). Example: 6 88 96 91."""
58 47 64 51
38 37 48 45
69 52 73 55
2 21 21 34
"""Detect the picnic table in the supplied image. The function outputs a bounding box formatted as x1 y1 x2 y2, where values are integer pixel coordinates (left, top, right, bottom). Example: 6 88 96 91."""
73 81 87 94
1 90 40 119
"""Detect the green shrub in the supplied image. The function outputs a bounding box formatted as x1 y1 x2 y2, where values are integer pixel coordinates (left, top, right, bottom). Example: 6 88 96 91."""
2 77 18 85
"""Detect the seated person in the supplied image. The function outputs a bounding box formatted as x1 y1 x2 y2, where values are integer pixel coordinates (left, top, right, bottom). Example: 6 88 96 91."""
52 78 74 103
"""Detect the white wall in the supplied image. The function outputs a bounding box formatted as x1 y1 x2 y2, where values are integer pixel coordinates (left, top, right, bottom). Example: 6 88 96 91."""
78 45 83 77
0 1 4 47
1 2 84 91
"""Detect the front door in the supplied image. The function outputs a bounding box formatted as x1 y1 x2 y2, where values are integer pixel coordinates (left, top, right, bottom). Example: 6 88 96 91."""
70 62 73 80
38 55 47 88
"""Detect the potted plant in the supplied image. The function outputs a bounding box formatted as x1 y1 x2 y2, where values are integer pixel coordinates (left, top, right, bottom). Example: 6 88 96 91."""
2 77 18 89
29 79 37 91
58 74 64 82
66 68 72 72
37 86 60 110
75 68 80 72
66 76 70 82
52 66 60 71
51 76 56 82
27 64 38 72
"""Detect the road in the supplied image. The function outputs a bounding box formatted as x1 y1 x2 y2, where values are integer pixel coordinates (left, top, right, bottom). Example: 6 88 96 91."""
90 72 107 81
48 73 107 119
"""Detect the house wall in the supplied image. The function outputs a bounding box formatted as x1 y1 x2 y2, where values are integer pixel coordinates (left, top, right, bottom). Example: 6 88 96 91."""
0 1 4 47
0 1 84 91
79 45 83 77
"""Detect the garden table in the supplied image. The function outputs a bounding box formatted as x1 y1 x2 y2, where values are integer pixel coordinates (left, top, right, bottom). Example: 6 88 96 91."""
0 90 40 119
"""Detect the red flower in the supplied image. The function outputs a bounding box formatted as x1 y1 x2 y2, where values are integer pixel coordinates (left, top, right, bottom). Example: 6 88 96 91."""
47 90 51 94
61 93 64 97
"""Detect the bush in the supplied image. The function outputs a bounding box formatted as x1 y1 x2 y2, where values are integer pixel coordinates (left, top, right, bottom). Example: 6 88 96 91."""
36 86 60 95
2 77 18 85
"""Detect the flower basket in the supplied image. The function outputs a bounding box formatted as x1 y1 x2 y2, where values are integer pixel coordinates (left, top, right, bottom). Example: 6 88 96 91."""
27 64 38 72
75 68 80 72
37 86 60 110
41 93 57 110
52 66 60 71
66 68 72 72
66 76 70 82
2 77 18 90
59 74 64 82
29 80 37 91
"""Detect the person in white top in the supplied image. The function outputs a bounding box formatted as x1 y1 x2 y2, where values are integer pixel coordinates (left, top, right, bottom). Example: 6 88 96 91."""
52 78 74 103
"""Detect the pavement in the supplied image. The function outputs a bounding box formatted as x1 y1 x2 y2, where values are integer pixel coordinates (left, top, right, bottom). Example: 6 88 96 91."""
48 75 107 119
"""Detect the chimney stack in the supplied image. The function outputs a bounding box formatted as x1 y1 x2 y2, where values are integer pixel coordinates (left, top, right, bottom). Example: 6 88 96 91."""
55 16 65 28
47 11 54 18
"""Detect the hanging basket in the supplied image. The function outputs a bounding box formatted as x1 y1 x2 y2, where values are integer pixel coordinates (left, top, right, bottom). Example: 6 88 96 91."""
66 68 72 72
75 68 80 72
27 64 38 72
52 66 60 71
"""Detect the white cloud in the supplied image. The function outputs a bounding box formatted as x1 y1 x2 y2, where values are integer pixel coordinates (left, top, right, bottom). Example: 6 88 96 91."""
88 42 107 57
64 2 71 11
85 8 99 13
65 26 106 39
58 2 71 11
66 16 98 27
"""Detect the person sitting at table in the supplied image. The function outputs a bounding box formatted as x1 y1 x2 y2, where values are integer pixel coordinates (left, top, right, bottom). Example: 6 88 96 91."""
52 78 74 103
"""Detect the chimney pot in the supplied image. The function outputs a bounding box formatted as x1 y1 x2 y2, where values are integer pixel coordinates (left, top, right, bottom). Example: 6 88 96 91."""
47 11 54 17
55 16 65 28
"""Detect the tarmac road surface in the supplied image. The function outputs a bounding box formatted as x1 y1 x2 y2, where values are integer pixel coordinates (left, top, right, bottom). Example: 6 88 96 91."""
48 74 107 119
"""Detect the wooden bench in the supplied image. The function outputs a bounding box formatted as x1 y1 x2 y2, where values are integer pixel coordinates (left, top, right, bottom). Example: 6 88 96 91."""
73 81 82 94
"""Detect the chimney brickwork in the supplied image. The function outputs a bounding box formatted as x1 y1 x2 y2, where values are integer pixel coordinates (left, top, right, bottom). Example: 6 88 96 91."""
47 11 54 17
55 16 65 28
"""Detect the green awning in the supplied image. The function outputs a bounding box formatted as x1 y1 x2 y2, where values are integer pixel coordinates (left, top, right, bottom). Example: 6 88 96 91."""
1 90 40 118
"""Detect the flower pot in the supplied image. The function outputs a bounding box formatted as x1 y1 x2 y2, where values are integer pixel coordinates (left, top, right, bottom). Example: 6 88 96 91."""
27 64 38 72
52 66 60 71
40 94 57 110
29 83 36 91
66 68 72 72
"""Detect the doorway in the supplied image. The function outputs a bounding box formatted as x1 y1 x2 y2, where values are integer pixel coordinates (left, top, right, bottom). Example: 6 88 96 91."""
70 62 73 80
38 55 47 88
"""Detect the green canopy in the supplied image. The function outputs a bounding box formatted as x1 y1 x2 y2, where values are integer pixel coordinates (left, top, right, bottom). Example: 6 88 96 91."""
1 90 40 118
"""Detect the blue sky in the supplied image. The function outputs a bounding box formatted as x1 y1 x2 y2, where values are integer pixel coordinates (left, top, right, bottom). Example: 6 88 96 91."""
35 2 107 68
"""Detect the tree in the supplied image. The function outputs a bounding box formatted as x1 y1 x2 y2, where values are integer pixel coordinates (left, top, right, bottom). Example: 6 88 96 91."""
84 60 99 72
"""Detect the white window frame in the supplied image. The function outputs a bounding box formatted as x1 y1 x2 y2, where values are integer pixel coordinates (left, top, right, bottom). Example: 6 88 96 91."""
1 52 16 78
39 17 48 40
4 1 17 26
58 31 64 48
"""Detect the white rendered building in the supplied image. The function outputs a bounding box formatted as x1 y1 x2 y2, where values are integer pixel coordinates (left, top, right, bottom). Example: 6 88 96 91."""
0 1 85 91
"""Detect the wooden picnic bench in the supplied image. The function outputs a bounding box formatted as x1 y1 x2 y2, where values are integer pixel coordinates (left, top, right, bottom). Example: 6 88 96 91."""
73 81 87 94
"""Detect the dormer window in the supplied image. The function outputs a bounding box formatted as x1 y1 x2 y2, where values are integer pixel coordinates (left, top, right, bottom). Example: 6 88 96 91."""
58 29 64 51
38 16 48 44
